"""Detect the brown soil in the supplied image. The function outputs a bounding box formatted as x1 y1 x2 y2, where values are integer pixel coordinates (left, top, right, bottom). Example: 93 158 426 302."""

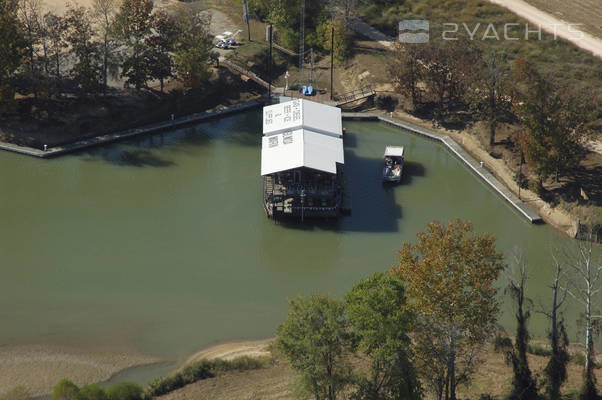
0 344 162 397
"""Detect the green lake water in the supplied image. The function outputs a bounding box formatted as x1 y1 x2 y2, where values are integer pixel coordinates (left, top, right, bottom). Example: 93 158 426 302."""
0 111 597 383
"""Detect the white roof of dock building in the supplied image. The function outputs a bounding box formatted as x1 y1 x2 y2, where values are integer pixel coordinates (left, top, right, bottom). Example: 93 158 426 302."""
261 129 344 176
262 99 342 137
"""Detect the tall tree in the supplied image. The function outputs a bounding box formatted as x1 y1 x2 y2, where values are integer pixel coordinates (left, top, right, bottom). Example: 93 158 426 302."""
18 0 45 97
345 272 422 400
173 11 213 89
144 10 178 92
91 0 117 92
43 11 67 96
512 58 593 185
316 17 353 63
65 5 103 95
114 0 154 89
505 251 538 400
392 219 504 400
471 51 511 146
539 252 570 400
388 43 423 108
0 0 26 113
277 294 352 400
564 228 601 400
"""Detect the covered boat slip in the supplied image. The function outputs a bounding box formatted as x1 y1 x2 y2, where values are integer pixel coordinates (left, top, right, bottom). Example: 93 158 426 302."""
261 99 345 219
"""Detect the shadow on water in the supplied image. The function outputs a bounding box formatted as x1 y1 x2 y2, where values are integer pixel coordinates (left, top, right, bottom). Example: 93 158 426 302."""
401 160 426 184
82 147 176 168
77 111 263 165
276 151 412 233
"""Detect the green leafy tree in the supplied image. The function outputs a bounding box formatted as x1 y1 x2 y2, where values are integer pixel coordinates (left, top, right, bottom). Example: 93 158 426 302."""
0 0 26 113
277 294 353 400
512 58 593 185
114 0 154 89
316 17 352 62
144 11 178 92
65 5 103 95
346 272 422 400
173 11 213 89
392 219 504 400
52 379 80 400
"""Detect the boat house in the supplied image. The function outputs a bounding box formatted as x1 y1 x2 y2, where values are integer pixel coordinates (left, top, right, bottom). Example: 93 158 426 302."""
261 99 345 219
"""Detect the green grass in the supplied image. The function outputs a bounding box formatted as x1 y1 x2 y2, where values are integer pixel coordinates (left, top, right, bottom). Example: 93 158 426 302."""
359 0 602 113
145 356 271 397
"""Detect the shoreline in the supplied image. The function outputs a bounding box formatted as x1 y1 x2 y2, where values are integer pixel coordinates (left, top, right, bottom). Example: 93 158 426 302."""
0 99 264 158
0 339 273 397
0 343 163 397
2 98 588 237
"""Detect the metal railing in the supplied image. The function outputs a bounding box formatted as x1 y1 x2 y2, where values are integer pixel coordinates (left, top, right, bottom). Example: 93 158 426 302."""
333 86 376 105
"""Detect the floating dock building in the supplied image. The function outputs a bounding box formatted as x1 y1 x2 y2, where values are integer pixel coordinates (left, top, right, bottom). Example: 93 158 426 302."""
261 99 345 219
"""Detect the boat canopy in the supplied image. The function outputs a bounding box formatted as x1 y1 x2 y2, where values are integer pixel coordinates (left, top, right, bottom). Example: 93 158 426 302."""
384 146 404 157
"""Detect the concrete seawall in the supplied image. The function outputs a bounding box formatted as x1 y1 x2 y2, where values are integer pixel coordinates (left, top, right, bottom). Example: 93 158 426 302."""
0 99 264 158
342 112 542 223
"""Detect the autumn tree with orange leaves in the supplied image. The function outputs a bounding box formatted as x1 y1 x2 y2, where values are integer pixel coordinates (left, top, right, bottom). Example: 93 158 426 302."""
392 219 504 400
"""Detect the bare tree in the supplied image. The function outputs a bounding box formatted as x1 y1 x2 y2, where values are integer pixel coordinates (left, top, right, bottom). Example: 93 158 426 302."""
504 250 538 400
43 11 67 96
471 51 511 146
537 251 570 400
563 229 601 400
388 42 423 108
91 0 117 92
18 0 45 96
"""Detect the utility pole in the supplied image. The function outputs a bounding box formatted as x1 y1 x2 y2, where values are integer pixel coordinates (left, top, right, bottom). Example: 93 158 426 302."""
268 24 273 100
242 0 251 41
299 0 305 88
330 25 334 100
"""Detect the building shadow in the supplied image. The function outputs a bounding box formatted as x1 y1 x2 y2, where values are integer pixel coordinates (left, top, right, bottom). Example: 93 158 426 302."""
81 147 176 168
275 151 404 233
401 160 426 184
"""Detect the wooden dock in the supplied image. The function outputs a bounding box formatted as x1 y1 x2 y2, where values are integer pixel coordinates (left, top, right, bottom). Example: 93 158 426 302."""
342 112 542 223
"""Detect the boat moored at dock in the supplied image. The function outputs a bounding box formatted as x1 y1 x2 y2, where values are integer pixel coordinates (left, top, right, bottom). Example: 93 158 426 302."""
383 146 404 182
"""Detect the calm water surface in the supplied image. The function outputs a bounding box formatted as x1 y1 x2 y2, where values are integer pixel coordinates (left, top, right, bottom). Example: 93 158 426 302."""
0 111 597 382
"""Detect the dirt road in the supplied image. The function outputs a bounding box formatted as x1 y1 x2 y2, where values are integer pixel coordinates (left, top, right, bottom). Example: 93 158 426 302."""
487 0 602 58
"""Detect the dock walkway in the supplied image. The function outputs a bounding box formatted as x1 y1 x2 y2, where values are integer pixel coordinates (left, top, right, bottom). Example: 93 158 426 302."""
0 99 263 158
342 112 542 223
